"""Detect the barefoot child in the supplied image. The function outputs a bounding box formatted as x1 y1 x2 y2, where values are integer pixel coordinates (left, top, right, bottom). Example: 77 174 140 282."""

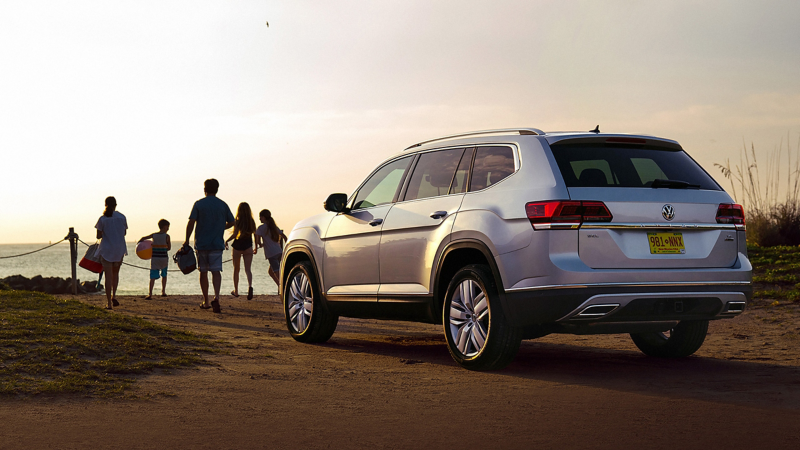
255 209 287 287
138 219 171 299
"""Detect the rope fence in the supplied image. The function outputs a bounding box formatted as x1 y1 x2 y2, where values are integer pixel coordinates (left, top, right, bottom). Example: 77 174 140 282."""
76 238 233 273
0 239 67 259
1 228 238 294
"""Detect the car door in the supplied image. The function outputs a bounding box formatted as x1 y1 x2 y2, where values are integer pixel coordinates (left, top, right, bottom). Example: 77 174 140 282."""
379 147 471 296
323 155 413 298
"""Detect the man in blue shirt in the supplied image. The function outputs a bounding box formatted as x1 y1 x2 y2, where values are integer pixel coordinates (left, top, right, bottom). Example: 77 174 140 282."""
184 178 235 313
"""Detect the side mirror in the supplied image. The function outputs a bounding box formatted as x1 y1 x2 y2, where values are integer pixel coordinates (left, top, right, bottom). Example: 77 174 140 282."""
324 193 349 213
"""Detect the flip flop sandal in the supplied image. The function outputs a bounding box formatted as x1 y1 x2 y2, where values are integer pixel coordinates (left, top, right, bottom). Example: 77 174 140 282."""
112 299 120 307
199 303 211 310
231 291 239 298
247 287 253 300
211 299 221 314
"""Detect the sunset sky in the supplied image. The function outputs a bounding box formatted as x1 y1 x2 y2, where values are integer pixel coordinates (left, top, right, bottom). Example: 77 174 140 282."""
2 0 799 244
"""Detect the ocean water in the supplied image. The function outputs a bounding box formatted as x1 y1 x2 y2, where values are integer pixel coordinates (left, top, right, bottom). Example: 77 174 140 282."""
0 242 280 296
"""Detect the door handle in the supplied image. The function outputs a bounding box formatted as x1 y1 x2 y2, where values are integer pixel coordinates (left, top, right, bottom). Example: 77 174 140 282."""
369 218 383 227
430 211 448 219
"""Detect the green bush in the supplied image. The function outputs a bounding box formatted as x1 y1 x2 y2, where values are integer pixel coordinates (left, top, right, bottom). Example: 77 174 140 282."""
746 208 800 246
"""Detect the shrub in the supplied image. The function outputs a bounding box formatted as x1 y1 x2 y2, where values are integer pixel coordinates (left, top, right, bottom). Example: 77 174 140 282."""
715 135 800 246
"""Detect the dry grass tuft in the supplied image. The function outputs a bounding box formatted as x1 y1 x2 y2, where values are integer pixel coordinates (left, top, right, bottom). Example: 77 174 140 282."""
715 134 800 246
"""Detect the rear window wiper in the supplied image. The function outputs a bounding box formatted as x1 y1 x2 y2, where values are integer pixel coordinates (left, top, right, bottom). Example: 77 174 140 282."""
650 179 701 189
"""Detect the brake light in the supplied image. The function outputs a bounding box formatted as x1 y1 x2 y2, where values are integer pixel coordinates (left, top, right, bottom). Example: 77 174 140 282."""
605 137 647 145
525 201 613 230
716 203 745 225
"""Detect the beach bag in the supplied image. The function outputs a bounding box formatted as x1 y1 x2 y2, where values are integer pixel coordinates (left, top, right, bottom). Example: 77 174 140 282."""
79 243 103 274
173 244 196 274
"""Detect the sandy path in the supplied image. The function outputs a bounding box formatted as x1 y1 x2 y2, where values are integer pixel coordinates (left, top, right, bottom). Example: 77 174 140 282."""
1 294 799 449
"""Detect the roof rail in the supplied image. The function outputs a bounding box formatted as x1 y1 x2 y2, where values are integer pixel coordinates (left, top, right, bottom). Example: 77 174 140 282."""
404 128 545 150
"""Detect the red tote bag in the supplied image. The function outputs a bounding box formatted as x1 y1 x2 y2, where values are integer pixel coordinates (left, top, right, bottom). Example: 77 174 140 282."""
79 243 103 274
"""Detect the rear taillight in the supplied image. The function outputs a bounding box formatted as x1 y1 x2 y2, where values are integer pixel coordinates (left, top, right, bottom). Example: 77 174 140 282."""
525 201 613 230
716 203 745 225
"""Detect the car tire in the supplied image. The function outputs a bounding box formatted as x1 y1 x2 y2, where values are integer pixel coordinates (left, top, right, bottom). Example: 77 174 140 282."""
283 260 338 343
443 264 522 371
630 320 709 357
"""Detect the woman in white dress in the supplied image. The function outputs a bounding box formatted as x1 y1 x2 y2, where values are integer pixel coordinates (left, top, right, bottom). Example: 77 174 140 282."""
95 196 127 309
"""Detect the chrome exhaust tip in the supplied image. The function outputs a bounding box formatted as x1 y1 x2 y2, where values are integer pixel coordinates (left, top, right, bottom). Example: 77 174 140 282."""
576 304 620 318
723 301 746 314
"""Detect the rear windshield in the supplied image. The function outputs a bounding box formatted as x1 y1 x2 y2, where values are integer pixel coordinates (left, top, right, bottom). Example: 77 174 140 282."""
550 143 721 190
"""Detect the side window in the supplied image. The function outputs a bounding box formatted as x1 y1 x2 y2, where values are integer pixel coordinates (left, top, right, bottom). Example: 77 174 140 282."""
404 148 464 201
352 156 412 210
449 148 474 194
469 146 515 192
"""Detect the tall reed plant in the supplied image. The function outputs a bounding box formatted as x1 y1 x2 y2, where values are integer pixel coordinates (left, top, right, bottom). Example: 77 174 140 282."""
714 134 800 246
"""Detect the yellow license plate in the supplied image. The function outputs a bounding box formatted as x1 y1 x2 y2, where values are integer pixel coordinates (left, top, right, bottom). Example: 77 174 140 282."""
647 232 686 254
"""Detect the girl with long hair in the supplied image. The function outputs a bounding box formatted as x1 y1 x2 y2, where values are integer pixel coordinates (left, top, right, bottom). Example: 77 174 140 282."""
95 196 127 309
226 202 257 299
255 209 288 287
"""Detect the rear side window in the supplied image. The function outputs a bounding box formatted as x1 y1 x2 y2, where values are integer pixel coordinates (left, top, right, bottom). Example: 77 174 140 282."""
551 143 720 190
449 147 474 195
404 148 464 201
469 146 515 192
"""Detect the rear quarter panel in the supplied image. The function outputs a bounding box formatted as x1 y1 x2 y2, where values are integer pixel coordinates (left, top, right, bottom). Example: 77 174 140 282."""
450 138 569 289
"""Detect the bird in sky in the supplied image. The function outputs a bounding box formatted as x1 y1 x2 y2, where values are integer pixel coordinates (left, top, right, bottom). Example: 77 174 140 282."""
265 21 269 27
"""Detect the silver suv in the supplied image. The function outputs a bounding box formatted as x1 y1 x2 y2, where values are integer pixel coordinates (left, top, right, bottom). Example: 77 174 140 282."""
280 128 752 370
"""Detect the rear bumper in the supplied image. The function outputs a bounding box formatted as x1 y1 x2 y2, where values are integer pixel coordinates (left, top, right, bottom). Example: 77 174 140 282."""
501 282 752 328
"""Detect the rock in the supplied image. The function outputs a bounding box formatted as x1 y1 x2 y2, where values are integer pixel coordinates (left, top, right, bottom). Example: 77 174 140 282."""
0 275 103 294
57 278 71 293
80 281 99 293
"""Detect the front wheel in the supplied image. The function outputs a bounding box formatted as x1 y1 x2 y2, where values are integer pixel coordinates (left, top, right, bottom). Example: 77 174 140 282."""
283 261 338 343
630 320 709 357
443 264 522 371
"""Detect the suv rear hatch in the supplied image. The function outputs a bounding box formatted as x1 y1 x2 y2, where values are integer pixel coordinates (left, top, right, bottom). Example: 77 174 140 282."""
548 136 741 269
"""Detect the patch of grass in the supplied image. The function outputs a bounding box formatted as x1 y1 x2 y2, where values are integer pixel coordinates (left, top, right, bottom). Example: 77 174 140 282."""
0 290 214 398
748 245 800 308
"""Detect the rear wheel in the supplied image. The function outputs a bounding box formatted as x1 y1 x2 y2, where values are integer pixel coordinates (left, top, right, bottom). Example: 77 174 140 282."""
630 320 708 357
283 261 338 343
443 264 521 371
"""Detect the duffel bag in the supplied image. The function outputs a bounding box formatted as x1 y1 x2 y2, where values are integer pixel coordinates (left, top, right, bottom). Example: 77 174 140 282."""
173 244 197 274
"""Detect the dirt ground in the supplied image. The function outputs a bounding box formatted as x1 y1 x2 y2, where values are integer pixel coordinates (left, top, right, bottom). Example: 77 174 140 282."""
2 293 800 449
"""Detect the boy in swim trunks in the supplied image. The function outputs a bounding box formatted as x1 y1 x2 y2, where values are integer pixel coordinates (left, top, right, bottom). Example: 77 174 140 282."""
138 219 171 299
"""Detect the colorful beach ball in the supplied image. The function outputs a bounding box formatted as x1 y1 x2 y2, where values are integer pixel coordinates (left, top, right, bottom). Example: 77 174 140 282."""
136 240 152 260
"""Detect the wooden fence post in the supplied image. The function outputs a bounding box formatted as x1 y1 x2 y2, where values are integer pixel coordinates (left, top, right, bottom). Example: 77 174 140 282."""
67 227 78 295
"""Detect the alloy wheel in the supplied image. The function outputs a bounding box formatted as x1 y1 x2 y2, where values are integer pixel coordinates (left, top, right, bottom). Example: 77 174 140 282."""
288 271 313 333
448 279 489 357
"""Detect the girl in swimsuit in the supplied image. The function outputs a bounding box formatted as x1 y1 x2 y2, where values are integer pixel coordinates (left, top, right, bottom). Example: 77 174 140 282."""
226 202 257 299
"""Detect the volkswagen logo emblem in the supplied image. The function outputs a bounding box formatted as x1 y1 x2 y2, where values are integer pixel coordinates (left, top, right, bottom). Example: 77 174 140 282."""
662 204 675 221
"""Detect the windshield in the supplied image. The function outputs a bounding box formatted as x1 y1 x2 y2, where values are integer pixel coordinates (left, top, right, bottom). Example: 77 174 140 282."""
550 143 721 190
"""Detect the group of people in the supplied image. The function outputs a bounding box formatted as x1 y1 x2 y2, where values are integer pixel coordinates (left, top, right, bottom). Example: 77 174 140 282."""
93 179 286 313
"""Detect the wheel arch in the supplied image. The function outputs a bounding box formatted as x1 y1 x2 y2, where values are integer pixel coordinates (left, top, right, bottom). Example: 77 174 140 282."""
432 239 506 324
281 244 322 298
